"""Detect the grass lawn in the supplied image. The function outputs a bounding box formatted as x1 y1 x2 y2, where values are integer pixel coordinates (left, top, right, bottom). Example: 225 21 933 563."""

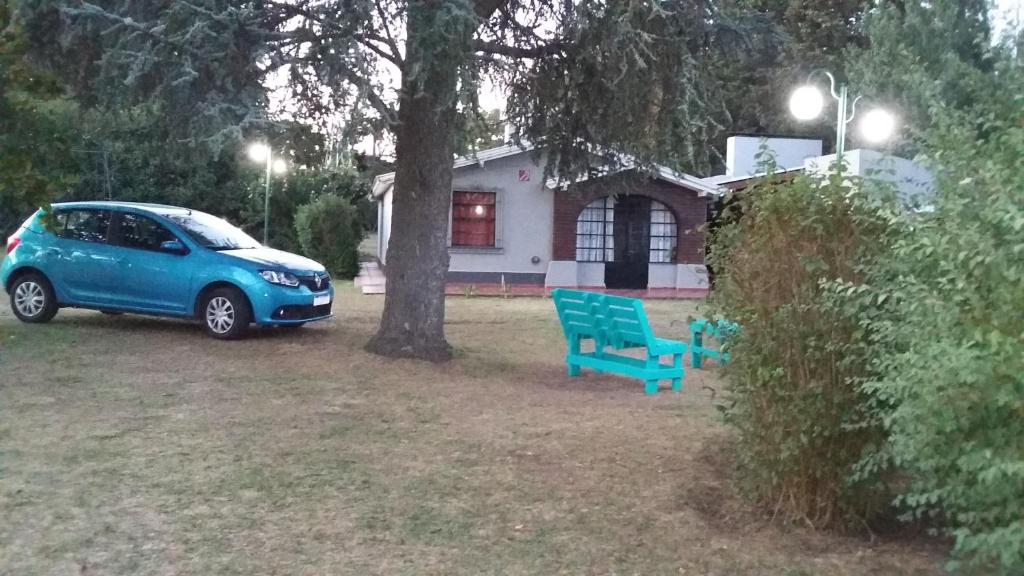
0 286 941 575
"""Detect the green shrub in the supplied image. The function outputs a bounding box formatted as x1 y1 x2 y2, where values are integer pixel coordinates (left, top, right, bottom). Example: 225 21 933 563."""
709 170 901 528
865 116 1024 572
294 194 364 279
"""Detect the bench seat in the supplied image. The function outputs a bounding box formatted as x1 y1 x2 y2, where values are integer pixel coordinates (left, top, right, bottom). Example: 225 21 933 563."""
552 289 686 395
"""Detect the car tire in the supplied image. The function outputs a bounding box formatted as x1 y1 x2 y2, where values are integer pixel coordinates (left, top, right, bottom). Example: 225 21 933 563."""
10 272 59 324
201 287 252 340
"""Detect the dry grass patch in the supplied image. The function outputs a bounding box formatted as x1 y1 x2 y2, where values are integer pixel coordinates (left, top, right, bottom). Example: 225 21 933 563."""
0 286 941 575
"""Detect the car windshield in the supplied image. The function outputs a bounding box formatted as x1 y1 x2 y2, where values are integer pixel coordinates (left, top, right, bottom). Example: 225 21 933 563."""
167 212 261 251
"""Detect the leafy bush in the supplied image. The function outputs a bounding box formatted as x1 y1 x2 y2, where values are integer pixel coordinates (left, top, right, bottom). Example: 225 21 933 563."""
294 193 364 279
708 170 901 528
864 113 1024 572
243 165 372 253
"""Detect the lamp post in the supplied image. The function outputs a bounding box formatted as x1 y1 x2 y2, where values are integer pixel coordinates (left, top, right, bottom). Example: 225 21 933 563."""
788 71 895 165
248 143 287 246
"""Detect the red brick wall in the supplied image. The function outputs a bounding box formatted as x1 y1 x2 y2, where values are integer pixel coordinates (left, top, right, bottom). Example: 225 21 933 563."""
551 172 709 264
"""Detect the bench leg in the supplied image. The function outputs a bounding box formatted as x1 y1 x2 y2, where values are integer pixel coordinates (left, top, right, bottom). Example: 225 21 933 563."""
691 332 703 369
671 352 683 392
567 334 582 377
644 352 659 395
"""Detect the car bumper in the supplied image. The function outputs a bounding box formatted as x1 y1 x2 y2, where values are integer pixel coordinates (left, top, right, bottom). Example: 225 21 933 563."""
247 283 335 325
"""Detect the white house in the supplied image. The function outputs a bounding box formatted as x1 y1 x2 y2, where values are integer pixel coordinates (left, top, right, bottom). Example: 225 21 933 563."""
370 136 933 296
372 144 720 295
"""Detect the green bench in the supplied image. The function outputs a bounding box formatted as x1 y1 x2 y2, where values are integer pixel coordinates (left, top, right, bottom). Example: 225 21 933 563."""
688 318 740 369
551 289 686 395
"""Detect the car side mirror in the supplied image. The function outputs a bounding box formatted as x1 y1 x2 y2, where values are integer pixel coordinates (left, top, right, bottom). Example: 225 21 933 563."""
160 239 188 255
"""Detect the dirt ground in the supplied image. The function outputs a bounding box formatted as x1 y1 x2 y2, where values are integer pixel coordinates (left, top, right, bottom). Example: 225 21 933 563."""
0 286 943 575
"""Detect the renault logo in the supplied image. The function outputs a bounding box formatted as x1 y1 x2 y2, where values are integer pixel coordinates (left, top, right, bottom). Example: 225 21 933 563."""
314 275 322 290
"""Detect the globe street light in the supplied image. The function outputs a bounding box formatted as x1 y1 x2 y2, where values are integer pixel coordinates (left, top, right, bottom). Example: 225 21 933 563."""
788 85 824 121
247 142 287 245
860 108 896 143
788 71 896 165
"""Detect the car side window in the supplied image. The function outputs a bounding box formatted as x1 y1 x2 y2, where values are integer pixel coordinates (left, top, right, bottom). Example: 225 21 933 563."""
114 212 178 252
61 210 112 243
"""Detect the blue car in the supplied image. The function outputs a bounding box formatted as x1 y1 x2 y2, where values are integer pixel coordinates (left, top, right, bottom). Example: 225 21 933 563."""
2 201 334 339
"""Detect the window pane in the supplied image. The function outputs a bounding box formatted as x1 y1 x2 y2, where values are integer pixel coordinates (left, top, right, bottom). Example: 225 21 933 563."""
451 191 496 247
649 201 676 263
575 197 616 262
116 213 177 251
62 210 111 243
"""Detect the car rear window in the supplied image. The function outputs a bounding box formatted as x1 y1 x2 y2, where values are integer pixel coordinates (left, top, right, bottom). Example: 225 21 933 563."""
60 210 112 243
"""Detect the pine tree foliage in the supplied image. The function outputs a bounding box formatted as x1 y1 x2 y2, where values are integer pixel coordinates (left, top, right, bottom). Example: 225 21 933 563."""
845 0 994 155
0 2 78 233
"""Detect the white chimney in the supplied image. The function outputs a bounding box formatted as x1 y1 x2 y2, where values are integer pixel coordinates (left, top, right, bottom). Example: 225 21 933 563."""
726 135 823 176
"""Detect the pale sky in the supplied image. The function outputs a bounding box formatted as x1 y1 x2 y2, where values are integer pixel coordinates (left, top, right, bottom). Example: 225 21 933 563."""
993 0 1023 38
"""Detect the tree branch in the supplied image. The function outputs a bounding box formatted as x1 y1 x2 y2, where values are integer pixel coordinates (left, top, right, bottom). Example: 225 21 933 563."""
472 39 565 59
373 0 403 63
471 0 510 20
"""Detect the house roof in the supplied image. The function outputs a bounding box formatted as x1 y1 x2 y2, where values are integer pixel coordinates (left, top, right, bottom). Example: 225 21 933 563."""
702 166 804 190
371 143 538 198
371 143 721 198
543 163 720 197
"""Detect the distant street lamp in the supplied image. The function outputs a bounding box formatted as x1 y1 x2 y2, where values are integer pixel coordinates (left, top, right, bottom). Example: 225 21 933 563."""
788 71 895 164
248 143 287 245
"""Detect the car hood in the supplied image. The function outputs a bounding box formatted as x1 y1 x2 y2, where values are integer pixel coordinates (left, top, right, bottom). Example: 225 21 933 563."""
219 247 327 275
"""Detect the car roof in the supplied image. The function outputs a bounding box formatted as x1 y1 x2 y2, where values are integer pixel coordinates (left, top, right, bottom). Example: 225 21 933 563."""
52 201 194 217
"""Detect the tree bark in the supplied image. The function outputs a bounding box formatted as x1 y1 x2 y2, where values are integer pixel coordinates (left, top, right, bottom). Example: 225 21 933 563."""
364 2 474 362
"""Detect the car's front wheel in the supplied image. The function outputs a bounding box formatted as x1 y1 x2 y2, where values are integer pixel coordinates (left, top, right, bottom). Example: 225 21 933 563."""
10 272 59 324
202 287 251 340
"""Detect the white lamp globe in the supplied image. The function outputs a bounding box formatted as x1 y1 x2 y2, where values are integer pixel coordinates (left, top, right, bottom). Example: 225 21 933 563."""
272 158 288 174
248 143 270 162
860 108 896 144
789 85 824 121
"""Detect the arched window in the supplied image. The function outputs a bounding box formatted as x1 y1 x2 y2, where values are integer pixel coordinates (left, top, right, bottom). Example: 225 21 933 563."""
575 196 678 263
576 196 614 262
649 200 677 263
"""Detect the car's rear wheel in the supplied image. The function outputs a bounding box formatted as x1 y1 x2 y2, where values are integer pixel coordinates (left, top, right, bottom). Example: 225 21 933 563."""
10 272 58 323
202 287 251 340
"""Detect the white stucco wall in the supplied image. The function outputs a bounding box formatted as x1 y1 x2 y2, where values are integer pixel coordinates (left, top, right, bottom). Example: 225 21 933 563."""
376 149 553 276
805 149 935 208
648 264 677 288
577 262 606 287
727 136 823 176
377 189 393 264
446 153 552 275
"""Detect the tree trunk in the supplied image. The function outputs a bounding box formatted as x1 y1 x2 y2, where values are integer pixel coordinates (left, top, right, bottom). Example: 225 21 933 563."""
365 3 472 362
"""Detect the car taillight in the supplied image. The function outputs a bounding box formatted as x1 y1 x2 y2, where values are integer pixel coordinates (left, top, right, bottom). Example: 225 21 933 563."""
5 234 21 255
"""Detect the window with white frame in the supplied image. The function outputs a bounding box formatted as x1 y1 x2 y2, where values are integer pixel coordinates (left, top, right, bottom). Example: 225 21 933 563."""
451 190 497 247
649 200 677 263
576 196 615 262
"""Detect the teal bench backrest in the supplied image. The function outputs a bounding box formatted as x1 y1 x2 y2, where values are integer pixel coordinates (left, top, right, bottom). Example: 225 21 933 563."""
551 289 656 350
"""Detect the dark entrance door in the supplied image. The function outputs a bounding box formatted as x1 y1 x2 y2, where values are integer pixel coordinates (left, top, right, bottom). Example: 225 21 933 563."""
605 195 650 289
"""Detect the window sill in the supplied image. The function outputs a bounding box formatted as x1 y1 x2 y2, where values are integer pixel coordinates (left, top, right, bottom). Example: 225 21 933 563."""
449 246 504 254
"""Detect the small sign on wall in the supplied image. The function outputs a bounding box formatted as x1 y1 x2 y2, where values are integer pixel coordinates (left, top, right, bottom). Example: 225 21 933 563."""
518 169 530 182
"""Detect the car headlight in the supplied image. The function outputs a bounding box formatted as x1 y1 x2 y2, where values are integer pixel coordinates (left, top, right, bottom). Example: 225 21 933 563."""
260 270 300 287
